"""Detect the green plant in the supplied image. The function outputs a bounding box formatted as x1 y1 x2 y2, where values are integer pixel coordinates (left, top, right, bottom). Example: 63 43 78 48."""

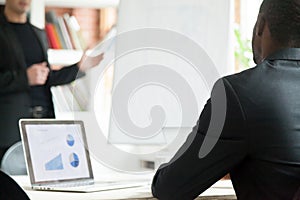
234 28 253 69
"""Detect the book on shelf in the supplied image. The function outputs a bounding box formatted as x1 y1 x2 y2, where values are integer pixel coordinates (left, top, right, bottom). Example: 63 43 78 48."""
51 78 90 112
45 23 61 49
69 78 90 111
62 13 85 50
57 17 73 49
46 11 67 49
51 86 71 112
45 11 86 50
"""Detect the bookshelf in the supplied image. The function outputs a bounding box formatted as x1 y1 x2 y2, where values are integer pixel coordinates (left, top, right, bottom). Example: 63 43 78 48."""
47 49 83 66
42 1 118 115
45 0 119 9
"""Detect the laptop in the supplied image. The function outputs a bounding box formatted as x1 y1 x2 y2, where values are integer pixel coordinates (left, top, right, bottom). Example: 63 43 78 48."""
19 119 148 192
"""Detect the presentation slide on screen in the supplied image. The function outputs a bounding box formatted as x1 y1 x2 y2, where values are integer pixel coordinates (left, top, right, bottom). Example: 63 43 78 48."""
25 124 90 182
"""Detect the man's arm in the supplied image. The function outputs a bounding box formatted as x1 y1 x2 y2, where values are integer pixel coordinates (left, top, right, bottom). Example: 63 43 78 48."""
151 78 247 200
32 26 84 87
46 52 103 86
36 26 103 87
0 62 53 94
46 64 85 86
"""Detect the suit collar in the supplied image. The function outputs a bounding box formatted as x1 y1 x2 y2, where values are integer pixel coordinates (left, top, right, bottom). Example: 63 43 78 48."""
0 12 47 69
0 12 9 26
266 48 300 61
1 12 49 63
0 12 27 69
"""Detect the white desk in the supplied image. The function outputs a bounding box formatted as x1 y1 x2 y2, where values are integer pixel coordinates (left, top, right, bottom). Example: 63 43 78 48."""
12 174 236 200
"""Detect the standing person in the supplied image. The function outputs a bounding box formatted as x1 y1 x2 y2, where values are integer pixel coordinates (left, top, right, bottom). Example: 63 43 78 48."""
152 0 300 199
0 0 103 160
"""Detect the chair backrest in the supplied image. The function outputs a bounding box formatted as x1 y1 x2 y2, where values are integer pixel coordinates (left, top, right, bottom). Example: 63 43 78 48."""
0 141 27 175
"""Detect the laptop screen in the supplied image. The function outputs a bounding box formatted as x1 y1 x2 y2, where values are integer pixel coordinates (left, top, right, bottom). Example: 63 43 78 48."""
19 120 94 185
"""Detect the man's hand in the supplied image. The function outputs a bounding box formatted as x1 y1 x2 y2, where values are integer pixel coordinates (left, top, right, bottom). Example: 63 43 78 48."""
78 52 104 72
26 62 50 86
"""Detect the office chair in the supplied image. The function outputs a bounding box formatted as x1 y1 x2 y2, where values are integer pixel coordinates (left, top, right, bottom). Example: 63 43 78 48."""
0 141 27 175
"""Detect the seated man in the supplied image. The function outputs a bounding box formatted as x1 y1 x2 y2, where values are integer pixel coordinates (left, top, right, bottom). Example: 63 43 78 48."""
0 170 29 199
152 0 300 199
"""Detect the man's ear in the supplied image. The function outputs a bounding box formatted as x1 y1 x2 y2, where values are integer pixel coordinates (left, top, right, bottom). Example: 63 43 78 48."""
256 14 266 37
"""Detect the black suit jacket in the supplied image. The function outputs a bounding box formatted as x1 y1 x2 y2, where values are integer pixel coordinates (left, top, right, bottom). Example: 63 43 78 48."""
152 48 300 200
0 13 84 148
0 170 29 200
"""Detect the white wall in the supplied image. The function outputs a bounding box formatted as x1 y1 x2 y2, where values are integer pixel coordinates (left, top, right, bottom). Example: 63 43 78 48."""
109 0 235 143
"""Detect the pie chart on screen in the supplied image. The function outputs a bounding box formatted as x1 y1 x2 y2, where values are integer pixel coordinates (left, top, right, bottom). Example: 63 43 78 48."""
69 153 79 168
67 134 75 146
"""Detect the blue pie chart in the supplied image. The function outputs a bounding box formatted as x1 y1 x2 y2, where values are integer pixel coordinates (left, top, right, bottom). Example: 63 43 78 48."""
69 153 79 168
67 134 75 146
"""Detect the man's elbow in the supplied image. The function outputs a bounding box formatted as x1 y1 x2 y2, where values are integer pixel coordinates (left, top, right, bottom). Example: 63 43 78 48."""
152 170 170 199
151 178 172 200
151 170 182 200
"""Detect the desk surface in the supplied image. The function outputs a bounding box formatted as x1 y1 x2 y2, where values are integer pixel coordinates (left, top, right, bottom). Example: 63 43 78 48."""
12 174 236 200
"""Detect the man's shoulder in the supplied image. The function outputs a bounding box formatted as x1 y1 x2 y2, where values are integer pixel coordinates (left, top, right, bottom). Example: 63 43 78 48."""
29 23 47 41
221 65 263 90
0 12 7 26
224 65 259 83
30 23 44 32
216 65 267 103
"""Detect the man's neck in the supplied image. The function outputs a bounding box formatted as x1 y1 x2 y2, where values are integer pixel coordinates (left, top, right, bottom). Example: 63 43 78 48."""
4 8 27 23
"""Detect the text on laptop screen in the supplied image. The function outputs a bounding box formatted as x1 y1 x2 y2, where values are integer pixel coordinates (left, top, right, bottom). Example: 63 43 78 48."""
25 124 91 182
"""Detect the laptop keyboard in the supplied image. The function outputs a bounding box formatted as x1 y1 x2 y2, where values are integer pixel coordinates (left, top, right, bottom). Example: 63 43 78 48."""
36 180 150 192
47 181 93 188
